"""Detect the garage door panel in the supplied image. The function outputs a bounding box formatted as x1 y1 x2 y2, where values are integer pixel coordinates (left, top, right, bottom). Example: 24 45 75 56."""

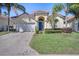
16 23 35 32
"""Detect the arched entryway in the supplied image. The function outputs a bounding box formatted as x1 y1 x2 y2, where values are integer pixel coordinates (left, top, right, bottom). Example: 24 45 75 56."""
38 16 44 31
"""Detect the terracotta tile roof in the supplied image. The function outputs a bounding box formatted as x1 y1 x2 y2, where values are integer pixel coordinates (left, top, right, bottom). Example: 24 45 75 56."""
48 13 65 20
56 14 65 19
11 12 29 18
66 16 75 22
0 15 8 20
29 13 35 19
0 15 13 20
11 12 35 20
11 12 36 24
11 10 49 20
48 13 76 23
0 15 13 25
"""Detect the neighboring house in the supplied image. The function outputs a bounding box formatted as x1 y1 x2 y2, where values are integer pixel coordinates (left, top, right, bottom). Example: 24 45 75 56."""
67 16 79 32
0 15 13 31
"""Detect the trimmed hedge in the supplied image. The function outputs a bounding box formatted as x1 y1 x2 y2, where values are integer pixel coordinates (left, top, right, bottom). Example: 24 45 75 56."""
54 28 62 30
36 28 72 34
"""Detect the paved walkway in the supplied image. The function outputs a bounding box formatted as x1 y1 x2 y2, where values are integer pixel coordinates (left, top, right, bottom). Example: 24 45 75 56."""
0 32 39 56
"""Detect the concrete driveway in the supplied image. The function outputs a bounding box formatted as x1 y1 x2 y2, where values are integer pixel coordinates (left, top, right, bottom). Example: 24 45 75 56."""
0 32 38 56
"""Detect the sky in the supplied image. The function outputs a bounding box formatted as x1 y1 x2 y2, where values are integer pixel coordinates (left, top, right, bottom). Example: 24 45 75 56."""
2 3 72 17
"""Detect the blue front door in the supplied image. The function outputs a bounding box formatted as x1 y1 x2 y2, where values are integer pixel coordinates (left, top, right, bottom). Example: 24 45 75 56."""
38 21 44 31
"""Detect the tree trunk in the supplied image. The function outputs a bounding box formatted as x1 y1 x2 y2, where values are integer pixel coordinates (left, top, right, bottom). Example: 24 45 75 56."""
65 12 68 28
7 10 10 32
53 21 55 29
0 7 1 15
53 14 56 29
50 20 54 29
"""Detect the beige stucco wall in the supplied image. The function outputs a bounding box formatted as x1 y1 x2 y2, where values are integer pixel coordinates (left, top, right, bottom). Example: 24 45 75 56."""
55 16 65 28
45 22 52 29
35 15 47 21
55 16 73 28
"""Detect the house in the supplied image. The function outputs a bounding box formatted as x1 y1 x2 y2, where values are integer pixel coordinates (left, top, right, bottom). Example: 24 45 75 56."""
11 12 79 32
33 10 50 30
0 10 76 32
48 14 76 30
48 14 66 29
11 10 50 32
67 16 79 32
54 14 66 28
11 13 36 32
0 15 13 31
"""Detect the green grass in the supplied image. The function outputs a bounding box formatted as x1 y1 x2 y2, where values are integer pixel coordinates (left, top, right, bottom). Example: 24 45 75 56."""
30 32 79 54
0 32 9 36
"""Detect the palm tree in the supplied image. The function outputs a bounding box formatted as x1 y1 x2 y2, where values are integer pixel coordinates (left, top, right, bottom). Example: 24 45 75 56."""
13 6 19 15
48 14 53 28
3 12 8 16
0 3 2 15
51 3 70 29
0 3 4 15
4 3 26 32
12 3 26 15
4 3 11 32
64 4 69 27
52 4 64 29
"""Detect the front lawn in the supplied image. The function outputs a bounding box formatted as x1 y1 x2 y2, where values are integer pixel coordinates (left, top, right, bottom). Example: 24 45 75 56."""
0 32 9 36
30 32 79 54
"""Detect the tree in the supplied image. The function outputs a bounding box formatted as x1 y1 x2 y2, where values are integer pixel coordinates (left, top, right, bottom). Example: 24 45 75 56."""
67 3 79 19
64 4 69 27
3 12 8 16
0 3 4 15
12 3 26 15
52 4 64 29
4 3 26 32
50 3 69 29
48 14 54 29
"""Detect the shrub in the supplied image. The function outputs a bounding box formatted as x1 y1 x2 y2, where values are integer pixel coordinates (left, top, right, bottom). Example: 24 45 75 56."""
45 29 62 33
62 28 72 33
35 27 39 34
54 28 62 30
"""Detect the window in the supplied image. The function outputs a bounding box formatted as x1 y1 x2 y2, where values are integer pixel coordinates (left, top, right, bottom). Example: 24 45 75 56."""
64 21 65 24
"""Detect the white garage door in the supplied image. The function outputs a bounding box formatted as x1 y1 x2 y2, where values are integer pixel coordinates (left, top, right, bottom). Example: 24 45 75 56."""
16 23 35 32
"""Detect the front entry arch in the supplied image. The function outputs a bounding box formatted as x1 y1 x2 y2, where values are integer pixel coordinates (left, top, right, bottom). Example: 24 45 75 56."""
38 16 44 31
